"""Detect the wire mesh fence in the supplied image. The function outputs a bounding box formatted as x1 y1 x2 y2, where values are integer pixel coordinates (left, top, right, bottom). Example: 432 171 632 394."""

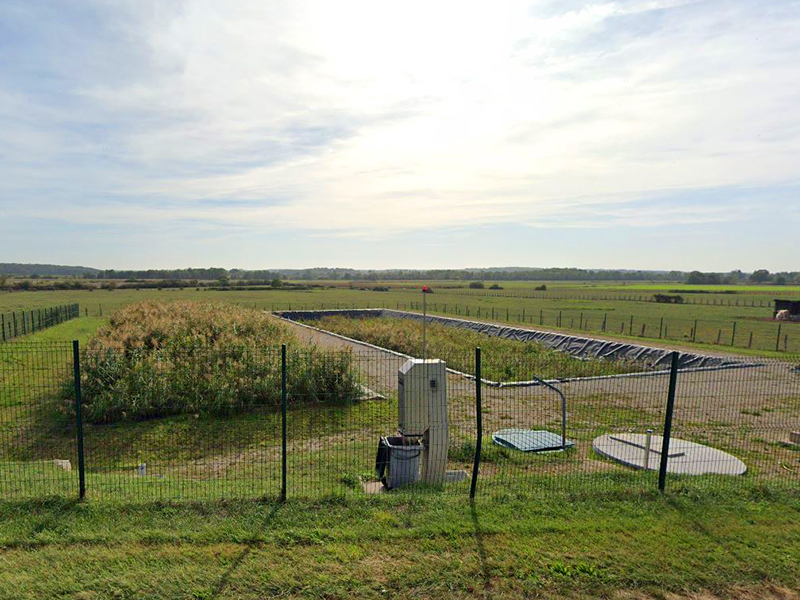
394 301 799 354
0 341 78 498
0 304 80 343
0 340 798 501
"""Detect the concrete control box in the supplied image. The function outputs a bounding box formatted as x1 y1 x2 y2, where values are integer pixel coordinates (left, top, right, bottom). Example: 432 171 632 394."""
397 359 448 484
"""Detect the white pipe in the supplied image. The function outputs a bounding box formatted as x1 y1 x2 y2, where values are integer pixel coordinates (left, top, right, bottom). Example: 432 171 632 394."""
644 429 653 470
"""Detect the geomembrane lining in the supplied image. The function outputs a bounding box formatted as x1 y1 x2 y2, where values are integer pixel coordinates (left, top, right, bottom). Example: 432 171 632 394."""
276 309 765 386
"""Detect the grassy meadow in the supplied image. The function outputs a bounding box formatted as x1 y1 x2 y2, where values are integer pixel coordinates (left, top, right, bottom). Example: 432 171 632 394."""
0 483 799 599
1 280 798 355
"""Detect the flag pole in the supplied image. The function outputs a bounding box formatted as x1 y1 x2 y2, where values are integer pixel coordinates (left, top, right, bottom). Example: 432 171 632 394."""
422 286 427 361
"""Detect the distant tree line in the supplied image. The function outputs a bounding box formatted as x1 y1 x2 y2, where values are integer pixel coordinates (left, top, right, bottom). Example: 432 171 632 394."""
685 270 800 285
2 263 799 285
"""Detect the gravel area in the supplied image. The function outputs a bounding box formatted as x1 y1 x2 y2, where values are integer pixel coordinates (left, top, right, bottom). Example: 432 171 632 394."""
283 317 800 479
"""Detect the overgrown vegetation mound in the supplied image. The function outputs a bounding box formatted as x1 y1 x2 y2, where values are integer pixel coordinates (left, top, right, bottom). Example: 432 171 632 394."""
79 301 361 423
303 316 644 380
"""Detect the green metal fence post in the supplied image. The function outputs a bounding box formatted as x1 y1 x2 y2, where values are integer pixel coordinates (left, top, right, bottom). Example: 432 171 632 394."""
13 312 17 337
1 314 5 342
281 344 287 502
72 340 86 500
731 322 736 347
776 324 782 352
658 351 679 493
470 347 482 500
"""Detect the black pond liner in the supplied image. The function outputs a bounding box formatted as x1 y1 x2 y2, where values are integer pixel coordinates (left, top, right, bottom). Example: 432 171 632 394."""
274 309 765 388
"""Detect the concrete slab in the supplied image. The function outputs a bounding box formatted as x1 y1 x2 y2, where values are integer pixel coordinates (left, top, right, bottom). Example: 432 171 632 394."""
593 433 747 476
361 470 467 493
362 480 385 494
444 470 469 483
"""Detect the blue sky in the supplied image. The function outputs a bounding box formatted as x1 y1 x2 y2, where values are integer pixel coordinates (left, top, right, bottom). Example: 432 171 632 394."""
1 0 798 271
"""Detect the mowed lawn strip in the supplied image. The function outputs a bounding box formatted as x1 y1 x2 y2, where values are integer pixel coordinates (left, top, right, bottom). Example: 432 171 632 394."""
0 484 798 599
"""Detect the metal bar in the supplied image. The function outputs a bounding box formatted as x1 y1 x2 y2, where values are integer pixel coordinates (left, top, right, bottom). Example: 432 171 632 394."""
72 340 86 499
658 351 680 492
281 344 287 502
422 290 427 360
470 347 482 500
776 323 782 352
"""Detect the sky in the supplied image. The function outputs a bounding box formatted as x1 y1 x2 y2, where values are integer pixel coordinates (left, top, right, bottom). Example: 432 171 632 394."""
0 0 798 272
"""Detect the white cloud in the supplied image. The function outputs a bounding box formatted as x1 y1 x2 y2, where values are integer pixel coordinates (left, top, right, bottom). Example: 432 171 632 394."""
1 0 799 240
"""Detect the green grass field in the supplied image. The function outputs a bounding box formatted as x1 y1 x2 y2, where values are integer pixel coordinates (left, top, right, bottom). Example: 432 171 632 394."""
2 282 798 355
0 483 798 599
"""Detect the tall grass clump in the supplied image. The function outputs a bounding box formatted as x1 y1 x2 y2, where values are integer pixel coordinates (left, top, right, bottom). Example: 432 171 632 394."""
78 301 362 423
302 316 646 380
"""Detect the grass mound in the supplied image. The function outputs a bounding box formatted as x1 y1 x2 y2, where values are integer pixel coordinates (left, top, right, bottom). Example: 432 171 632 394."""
303 316 645 380
78 301 361 422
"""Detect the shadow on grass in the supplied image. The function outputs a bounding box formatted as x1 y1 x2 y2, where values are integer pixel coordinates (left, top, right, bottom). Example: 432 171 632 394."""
208 502 282 600
470 499 492 592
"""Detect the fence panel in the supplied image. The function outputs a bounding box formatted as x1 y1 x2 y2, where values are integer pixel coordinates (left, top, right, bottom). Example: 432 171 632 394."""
669 358 800 489
0 341 77 498
0 304 80 343
79 345 283 501
284 346 477 497
470 348 671 497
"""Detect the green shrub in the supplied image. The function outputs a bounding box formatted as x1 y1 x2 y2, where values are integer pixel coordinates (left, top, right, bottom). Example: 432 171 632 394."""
76 301 362 423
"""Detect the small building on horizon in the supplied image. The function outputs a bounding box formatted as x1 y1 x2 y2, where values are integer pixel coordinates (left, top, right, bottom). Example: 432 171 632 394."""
774 299 800 320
